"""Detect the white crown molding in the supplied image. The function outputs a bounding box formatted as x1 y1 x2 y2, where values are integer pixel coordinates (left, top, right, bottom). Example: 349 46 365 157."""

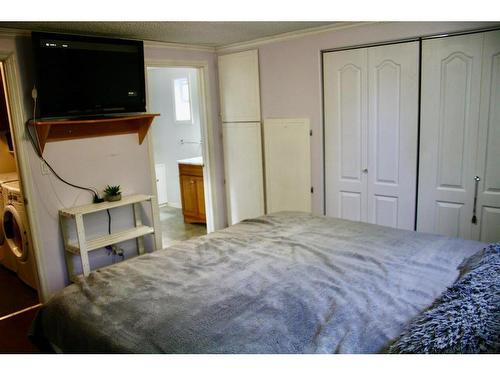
143 40 215 53
215 21 379 53
0 22 381 54
0 26 215 52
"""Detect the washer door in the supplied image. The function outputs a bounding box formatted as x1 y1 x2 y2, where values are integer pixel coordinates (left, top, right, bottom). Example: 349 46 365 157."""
2 205 28 262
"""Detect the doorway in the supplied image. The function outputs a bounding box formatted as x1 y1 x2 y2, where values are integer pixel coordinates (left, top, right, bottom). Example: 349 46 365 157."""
0 61 40 320
146 66 209 248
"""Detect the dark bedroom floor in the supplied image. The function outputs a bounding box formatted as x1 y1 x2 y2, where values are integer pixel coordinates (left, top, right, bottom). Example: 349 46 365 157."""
0 305 41 353
160 205 207 248
0 264 39 318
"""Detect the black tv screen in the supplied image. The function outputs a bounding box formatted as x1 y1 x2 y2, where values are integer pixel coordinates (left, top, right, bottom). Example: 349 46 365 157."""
32 32 146 118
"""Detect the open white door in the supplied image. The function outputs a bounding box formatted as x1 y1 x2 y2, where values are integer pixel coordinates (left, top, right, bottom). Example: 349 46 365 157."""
263 118 311 214
154 163 168 206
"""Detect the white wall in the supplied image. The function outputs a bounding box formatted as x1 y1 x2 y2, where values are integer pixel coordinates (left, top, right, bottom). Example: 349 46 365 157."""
147 67 202 207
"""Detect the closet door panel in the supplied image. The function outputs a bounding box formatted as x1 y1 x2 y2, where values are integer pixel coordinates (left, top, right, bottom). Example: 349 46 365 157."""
367 42 419 230
218 50 261 122
222 122 265 225
480 207 500 243
418 33 483 239
474 30 500 242
263 118 311 214
324 48 368 220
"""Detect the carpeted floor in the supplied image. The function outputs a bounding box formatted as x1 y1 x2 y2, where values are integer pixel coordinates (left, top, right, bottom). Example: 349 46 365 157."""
160 205 207 248
0 264 39 318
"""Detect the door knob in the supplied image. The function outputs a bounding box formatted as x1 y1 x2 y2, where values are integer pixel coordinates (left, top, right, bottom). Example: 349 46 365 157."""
362 168 368 173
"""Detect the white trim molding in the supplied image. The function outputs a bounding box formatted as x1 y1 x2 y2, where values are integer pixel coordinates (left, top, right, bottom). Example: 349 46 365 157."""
0 50 49 302
0 27 216 52
216 22 377 53
144 40 215 53
144 58 222 233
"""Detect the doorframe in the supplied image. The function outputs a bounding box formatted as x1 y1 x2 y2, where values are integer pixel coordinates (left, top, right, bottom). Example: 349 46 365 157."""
0 52 48 302
144 59 219 233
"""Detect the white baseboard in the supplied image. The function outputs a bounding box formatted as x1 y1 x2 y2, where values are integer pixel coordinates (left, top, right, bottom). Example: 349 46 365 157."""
167 202 182 209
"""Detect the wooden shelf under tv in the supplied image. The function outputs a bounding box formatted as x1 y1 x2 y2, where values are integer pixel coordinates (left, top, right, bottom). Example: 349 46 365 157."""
29 113 159 153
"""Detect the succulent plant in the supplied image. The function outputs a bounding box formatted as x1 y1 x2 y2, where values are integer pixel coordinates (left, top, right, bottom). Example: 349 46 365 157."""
103 185 121 196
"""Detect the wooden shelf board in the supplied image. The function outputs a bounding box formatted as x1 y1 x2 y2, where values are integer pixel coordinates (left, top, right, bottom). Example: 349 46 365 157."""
60 194 152 216
66 225 154 253
30 113 159 153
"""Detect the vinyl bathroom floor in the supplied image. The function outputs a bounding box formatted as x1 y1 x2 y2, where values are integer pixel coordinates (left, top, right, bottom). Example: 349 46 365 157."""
160 205 207 249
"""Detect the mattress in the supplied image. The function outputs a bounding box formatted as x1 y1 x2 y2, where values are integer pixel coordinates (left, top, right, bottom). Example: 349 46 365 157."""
30 212 484 353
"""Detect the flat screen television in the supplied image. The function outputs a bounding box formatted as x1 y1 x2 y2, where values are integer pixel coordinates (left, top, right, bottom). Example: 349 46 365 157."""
32 32 146 119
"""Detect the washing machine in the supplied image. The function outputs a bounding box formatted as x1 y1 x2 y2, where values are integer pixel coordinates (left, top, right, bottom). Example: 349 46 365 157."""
2 180 38 289
0 171 18 268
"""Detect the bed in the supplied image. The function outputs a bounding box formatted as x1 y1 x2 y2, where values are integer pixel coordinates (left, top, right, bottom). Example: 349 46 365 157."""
30 212 492 353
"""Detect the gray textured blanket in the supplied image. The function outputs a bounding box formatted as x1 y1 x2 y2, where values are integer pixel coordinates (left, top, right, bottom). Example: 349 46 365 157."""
31 213 484 353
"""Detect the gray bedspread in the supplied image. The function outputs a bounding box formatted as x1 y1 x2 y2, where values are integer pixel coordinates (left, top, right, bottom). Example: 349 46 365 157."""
31 213 484 353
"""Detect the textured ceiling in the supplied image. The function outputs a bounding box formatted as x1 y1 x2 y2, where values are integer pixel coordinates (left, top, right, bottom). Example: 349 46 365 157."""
0 21 339 47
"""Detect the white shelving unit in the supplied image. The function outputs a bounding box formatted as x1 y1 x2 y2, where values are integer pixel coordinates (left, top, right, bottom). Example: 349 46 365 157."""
59 194 162 280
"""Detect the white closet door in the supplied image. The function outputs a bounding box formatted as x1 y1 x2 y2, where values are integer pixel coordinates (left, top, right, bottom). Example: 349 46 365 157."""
154 163 168 206
367 42 419 230
264 118 311 214
218 50 261 122
474 30 500 243
223 122 265 225
324 48 368 221
418 33 483 239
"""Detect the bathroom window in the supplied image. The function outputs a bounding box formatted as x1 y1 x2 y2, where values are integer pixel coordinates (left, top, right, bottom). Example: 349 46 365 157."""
173 77 192 123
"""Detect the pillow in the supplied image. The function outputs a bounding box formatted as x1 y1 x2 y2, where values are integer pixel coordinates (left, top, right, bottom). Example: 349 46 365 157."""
388 243 500 354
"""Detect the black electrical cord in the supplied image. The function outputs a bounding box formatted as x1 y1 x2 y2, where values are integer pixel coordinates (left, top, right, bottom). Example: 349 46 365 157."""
30 88 116 258
28 91 100 200
26 125 99 198
106 209 111 234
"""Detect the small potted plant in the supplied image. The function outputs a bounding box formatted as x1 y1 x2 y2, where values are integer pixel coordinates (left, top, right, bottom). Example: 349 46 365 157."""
103 185 122 202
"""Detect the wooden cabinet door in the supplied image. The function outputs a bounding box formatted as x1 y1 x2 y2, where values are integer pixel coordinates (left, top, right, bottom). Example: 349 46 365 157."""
195 176 206 217
180 175 198 219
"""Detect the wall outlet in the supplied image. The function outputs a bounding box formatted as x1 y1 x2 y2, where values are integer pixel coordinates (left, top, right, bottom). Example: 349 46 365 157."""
41 160 50 175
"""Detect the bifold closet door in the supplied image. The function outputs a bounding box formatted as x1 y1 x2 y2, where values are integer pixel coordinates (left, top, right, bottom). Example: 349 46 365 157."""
367 42 419 229
222 122 265 225
324 42 419 229
417 33 484 239
264 118 311 214
324 49 368 222
473 30 500 243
